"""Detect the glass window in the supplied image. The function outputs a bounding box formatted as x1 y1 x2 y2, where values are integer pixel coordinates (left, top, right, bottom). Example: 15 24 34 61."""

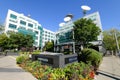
10 14 17 19
34 41 38 45
35 31 38 34
9 23 17 29
36 36 38 39
38 26 42 30
19 27 26 30
20 20 26 25
28 23 33 27
9 19 17 23
28 29 33 32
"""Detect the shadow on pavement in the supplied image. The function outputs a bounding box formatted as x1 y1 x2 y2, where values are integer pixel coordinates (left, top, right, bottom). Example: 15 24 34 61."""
98 70 120 80
0 67 25 72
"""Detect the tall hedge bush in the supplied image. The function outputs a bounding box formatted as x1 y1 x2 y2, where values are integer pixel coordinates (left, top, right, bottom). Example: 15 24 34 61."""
78 48 102 70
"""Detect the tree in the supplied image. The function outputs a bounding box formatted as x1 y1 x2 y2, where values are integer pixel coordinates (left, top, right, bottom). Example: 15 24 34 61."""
0 32 34 51
0 24 4 34
74 18 101 48
43 40 54 52
9 32 34 50
103 29 120 52
24 34 34 48
0 33 10 50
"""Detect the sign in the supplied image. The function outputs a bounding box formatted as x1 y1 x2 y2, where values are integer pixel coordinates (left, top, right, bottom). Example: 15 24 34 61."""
65 56 78 64
37 57 53 65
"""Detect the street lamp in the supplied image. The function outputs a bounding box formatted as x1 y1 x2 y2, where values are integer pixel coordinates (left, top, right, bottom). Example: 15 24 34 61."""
81 5 91 16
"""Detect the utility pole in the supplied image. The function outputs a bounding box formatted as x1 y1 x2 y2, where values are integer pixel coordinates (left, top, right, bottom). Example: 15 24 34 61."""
114 30 120 55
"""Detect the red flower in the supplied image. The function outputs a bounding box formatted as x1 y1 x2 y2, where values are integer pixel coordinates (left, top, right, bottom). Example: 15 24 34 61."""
89 71 95 79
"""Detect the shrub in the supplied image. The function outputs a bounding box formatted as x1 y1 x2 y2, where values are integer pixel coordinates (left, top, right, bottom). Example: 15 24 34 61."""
32 50 41 54
16 55 29 64
63 51 72 55
18 59 95 80
64 62 93 80
78 48 102 70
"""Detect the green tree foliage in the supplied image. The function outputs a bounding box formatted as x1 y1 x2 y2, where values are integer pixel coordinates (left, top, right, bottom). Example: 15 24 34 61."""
0 24 4 33
43 40 54 52
0 32 34 50
74 18 101 48
0 33 10 50
78 48 102 74
103 29 120 51
9 32 34 49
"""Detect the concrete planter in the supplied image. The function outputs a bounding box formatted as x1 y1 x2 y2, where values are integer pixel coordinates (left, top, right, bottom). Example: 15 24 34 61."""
32 52 78 68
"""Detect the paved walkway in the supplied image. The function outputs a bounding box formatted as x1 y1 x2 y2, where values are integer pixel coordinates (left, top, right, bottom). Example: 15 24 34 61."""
96 55 120 80
0 55 37 80
1 54 120 80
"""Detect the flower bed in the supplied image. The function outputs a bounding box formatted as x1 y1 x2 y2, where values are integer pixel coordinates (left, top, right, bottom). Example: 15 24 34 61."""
16 55 95 80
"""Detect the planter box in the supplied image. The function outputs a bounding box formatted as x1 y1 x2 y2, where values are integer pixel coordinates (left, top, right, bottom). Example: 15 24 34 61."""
32 52 78 68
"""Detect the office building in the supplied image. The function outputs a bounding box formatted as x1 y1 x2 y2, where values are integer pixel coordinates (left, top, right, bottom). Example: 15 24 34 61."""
83 11 103 40
42 28 55 47
4 9 55 49
55 11 104 53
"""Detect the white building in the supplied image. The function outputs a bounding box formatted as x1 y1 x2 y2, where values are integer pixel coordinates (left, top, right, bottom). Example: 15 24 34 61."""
83 11 103 40
42 28 56 47
4 9 55 49
84 12 105 53
55 11 105 53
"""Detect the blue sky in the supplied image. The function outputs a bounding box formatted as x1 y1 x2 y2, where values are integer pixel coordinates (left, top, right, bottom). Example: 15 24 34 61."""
0 0 120 32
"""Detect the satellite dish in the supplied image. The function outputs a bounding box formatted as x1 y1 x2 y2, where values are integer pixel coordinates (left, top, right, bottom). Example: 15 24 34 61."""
65 14 73 19
81 5 91 11
59 22 65 27
64 17 71 22
28 14 31 17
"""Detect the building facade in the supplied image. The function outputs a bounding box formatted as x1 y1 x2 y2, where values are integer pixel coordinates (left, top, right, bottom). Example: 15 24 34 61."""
42 28 55 48
84 12 105 53
55 12 105 53
4 9 55 49
83 11 103 41
55 20 75 53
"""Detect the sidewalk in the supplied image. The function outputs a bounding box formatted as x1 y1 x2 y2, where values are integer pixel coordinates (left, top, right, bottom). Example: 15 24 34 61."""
0 55 37 80
96 55 120 80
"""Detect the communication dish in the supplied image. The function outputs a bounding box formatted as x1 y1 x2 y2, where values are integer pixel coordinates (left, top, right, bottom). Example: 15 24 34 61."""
81 5 91 11
64 17 71 22
59 22 65 27
65 14 73 19
28 14 31 17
